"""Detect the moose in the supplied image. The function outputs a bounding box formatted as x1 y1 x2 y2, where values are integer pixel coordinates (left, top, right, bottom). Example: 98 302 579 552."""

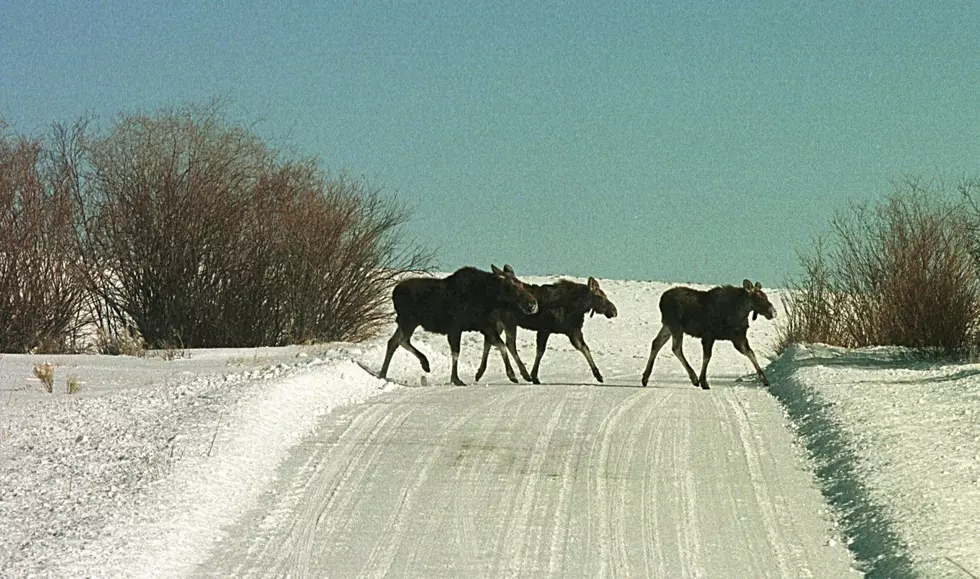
378 265 539 386
641 279 775 389
475 273 618 384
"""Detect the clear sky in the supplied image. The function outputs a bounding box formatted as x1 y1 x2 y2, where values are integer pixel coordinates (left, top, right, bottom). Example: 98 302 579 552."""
3 1 979 285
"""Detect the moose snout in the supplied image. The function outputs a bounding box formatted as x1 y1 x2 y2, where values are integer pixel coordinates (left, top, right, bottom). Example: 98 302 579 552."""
606 305 618 318
523 300 539 315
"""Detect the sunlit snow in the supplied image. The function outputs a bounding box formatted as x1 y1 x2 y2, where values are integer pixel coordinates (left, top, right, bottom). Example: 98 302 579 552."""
1 277 977 577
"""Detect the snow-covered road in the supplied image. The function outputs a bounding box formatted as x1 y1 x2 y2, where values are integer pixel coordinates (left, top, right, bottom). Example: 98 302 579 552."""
5 276 978 577
198 377 856 577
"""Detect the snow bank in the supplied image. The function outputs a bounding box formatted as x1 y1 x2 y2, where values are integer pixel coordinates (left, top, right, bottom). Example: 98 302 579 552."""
124 358 394 577
769 344 980 578
0 349 396 577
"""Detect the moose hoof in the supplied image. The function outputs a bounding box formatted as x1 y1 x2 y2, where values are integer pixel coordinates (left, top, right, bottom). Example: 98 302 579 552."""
531 377 541 385
594 374 604 384
699 381 710 390
421 361 431 373
451 377 466 386
507 375 519 384
640 375 649 387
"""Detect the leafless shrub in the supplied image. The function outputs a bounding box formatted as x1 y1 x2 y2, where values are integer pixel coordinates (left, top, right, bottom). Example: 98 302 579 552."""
78 104 431 348
94 327 145 357
1 105 430 351
0 124 88 353
258 171 431 343
781 178 980 355
46 118 126 350
32 362 55 393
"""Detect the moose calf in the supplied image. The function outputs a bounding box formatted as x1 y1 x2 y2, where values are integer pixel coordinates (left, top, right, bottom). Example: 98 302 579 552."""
641 279 775 389
379 265 538 386
475 274 618 384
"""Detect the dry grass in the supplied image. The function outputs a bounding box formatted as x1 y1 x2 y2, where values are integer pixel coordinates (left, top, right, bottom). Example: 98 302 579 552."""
33 362 55 393
95 328 146 357
149 342 191 361
66 374 81 394
781 179 980 356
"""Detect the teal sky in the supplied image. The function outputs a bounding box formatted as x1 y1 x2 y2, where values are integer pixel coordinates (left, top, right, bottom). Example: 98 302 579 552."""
3 2 979 285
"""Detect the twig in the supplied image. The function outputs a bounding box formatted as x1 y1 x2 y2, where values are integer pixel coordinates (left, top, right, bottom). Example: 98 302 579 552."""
206 427 219 457
946 557 979 579
166 433 178 459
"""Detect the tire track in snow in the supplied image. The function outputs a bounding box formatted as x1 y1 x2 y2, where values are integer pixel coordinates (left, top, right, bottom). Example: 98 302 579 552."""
610 388 671 578
707 393 775 577
498 396 566 576
218 399 401 576
545 388 595 578
450 389 526 565
719 390 795 578
643 389 709 578
286 399 416 576
585 389 647 577
642 393 672 579
675 393 705 578
356 389 500 577
484 391 538 577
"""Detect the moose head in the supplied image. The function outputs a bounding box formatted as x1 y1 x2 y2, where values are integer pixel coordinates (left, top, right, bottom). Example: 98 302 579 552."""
743 279 775 321
493 264 538 315
587 277 618 318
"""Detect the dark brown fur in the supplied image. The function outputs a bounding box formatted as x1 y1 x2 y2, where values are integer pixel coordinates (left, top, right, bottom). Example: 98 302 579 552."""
641 279 775 389
379 265 538 386
476 276 617 384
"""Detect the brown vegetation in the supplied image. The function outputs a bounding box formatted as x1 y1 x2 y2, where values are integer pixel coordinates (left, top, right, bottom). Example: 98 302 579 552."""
0 125 87 353
780 179 980 356
0 106 431 352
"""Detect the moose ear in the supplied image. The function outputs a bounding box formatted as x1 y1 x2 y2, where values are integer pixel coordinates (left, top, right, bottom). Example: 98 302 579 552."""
743 279 753 290
755 281 762 290
588 276 599 291
504 264 515 275
491 264 504 276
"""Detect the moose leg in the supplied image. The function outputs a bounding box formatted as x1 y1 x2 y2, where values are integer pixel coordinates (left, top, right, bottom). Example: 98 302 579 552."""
641 325 671 386
505 325 533 382
733 335 769 386
484 327 519 383
379 327 401 379
529 332 551 385
474 336 493 382
698 338 715 390
402 331 430 372
671 331 701 387
569 329 603 383
448 331 466 386
380 323 429 378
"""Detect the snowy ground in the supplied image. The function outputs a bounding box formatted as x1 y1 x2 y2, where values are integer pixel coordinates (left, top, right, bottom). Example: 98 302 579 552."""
769 344 980 578
0 276 977 577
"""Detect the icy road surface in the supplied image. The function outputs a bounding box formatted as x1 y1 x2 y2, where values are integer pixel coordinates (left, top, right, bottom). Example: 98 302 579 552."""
2 278 865 577
200 380 855 577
